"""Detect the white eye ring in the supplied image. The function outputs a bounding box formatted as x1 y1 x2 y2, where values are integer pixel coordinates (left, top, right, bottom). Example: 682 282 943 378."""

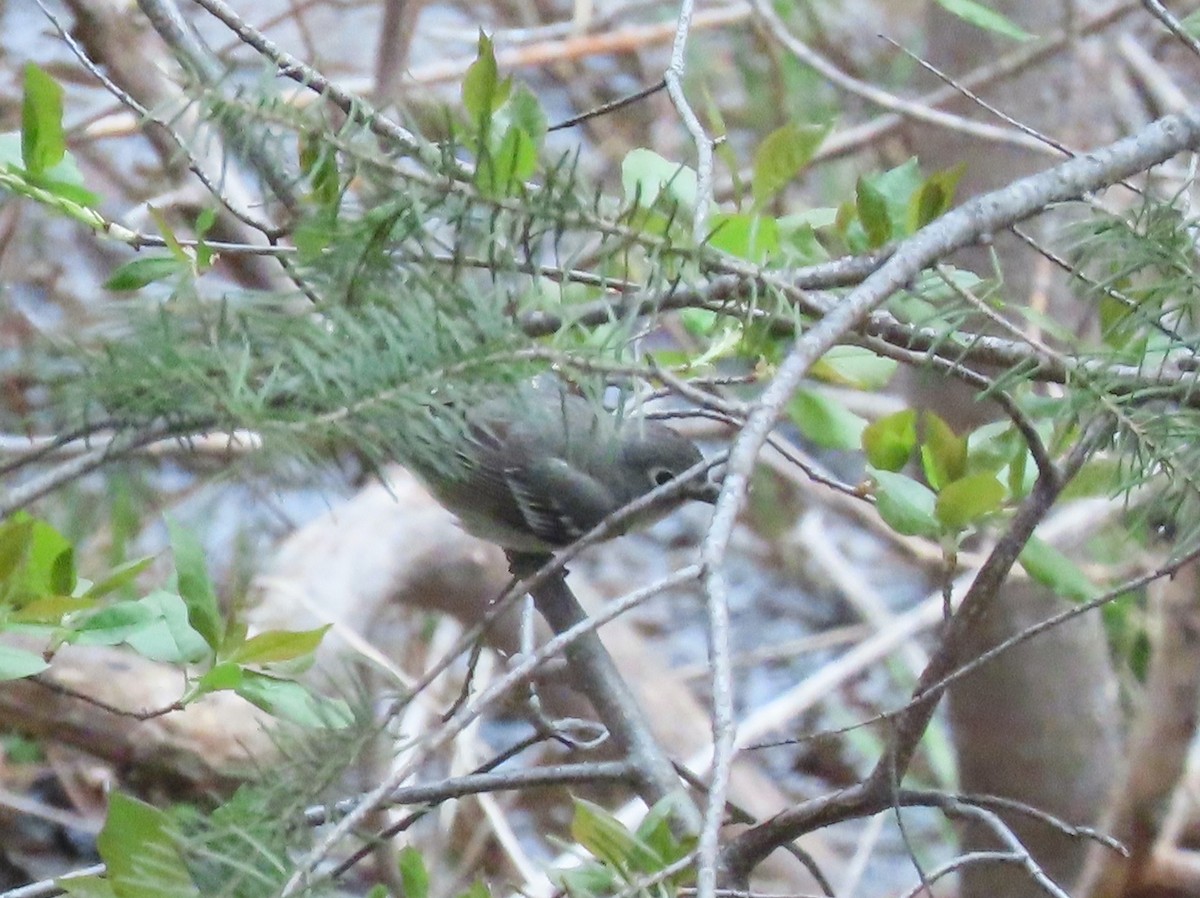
652 468 676 487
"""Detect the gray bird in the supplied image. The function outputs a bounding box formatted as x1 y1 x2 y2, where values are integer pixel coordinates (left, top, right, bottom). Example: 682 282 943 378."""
414 384 719 553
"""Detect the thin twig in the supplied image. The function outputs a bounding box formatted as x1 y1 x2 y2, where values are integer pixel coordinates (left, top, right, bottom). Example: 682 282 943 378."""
522 563 703 832
279 565 703 896
1141 0 1200 59
663 0 713 242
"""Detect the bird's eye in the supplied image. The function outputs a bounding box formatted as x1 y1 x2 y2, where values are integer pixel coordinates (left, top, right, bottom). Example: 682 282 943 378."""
652 468 676 487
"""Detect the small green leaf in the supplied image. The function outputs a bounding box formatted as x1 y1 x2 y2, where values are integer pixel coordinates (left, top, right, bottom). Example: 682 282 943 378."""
457 882 491 898
12 594 94 623
192 661 243 696
1060 457 1123 500
862 409 917 471
919 411 967 490
871 469 941 538
0 645 49 681
858 158 924 243
462 33 510 124
98 793 200 898
636 796 693 867
194 206 217 238
907 163 966 231
104 256 184 291
49 547 75 596
227 625 330 665
934 473 1006 530
935 0 1033 40
235 671 353 728
708 213 779 262
0 515 75 607
789 389 866 451
1182 7 1200 39
751 122 830 206
83 555 155 600
398 846 430 898
504 84 547 144
810 346 898 390
123 591 211 664
21 64 65 176
1019 536 1097 602
776 218 830 265
0 516 35 588
856 177 891 247
167 519 223 651
477 125 535 195
308 145 341 209
72 600 158 644
621 148 698 212
571 798 665 873
557 864 616 898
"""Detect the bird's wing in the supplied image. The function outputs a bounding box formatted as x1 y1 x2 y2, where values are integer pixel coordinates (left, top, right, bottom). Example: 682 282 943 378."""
505 456 616 545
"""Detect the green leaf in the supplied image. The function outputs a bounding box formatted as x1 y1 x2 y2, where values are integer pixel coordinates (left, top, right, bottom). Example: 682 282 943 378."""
21 64 65 176
462 32 510 124
621 148 698 212
0 514 75 607
398 846 430 898
12 594 94 623
557 864 616 898
83 555 155 600
0 516 35 590
789 389 866 451
776 218 831 265
857 158 924 244
0 645 49 681
477 125 536 196
907 163 966 231
104 256 184 291
123 591 211 664
1183 7 1200 39
810 345 897 389
751 122 830 206
919 411 967 490
226 625 330 665
72 600 159 645
1007 442 1032 498
235 671 353 728
72 592 209 664
862 409 917 471
708 213 779 262
870 469 941 538
457 882 491 898
1019 536 1097 602
570 798 665 873
193 661 243 695
0 132 100 209
636 796 693 867
935 0 1033 40
503 84 548 144
934 473 1006 530
50 547 76 596
167 519 223 651
1060 457 1123 500
194 206 217 239
855 177 891 247
26 518 74 596
98 793 200 898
